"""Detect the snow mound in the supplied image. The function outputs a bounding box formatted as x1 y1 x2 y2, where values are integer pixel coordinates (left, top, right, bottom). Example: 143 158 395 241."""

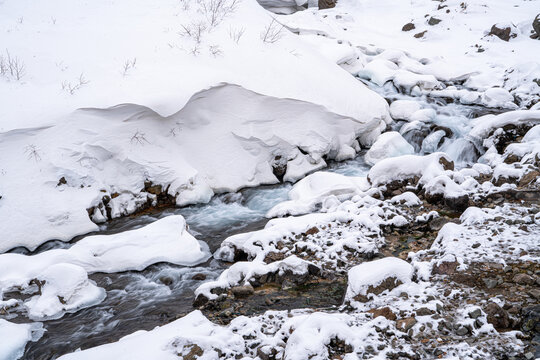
346 257 414 301
266 172 369 217
367 152 453 187
25 264 106 320
389 100 422 121
365 131 415 165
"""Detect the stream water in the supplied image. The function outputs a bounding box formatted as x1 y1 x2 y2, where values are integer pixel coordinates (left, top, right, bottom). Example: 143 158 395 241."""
9 81 499 359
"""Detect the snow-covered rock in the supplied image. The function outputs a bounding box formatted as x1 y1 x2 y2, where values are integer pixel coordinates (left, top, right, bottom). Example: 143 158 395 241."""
367 152 453 187
24 264 106 320
365 131 415 165
389 100 422 121
266 172 369 217
470 110 540 140
345 257 414 302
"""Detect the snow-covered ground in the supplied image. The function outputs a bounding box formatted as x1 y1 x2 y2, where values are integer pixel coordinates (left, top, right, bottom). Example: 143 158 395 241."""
1 0 539 358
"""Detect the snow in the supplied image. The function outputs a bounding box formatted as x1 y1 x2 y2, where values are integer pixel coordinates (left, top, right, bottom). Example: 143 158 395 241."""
0 320 43 360
389 100 422 121
194 255 315 300
0 215 209 319
266 172 369 217
0 0 391 252
364 131 415 165
24 264 106 320
418 204 540 267
345 257 414 301
470 110 540 140
367 152 452 187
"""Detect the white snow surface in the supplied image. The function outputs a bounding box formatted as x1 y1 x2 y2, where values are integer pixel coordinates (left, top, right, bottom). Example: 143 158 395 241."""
364 131 415 166
0 320 43 360
367 152 452 187
346 257 414 300
0 215 209 319
0 0 390 252
0 83 388 252
266 172 369 217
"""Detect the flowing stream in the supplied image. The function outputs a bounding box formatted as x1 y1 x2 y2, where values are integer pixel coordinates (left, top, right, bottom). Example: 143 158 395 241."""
8 79 499 359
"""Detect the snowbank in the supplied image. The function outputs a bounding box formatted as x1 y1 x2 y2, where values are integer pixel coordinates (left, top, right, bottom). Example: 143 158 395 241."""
0 83 388 252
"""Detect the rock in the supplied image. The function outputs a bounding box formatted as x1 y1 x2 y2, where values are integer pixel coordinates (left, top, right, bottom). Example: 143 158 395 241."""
159 276 174 286
193 294 209 307
484 302 510 330
304 226 320 236
455 325 469 336
257 346 278 360
443 195 469 212
519 171 540 187
428 17 441 26
414 31 427 38
489 24 512 41
432 260 458 275
468 308 482 319
396 317 417 332
353 277 404 302
402 23 415 32
57 177 67 186
183 344 203 360
191 273 207 281
483 278 498 289
318 0 336 10
415 307 434 316
528 288 540 300
513 273 535 285
369 307 397 321
533 14 540 38
438 156 454 171
520 305 540 333
429 217 449 232
271 155 287 182
231 284 254 298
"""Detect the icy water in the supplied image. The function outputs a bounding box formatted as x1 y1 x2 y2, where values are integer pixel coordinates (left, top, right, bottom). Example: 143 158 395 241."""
12 80 498 359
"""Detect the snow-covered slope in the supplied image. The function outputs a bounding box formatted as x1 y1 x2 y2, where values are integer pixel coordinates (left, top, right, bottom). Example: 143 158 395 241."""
0 0 390 251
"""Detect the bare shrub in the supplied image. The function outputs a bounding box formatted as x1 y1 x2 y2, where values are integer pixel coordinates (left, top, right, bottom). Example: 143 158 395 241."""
209 44 223 57
122 58 137 76
228 25 245 44
130 130 150 145
24 144 41 162
179 21 207 44
261 18 285 44
0 50 26 81
62 73 89 95
197 0 239 28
